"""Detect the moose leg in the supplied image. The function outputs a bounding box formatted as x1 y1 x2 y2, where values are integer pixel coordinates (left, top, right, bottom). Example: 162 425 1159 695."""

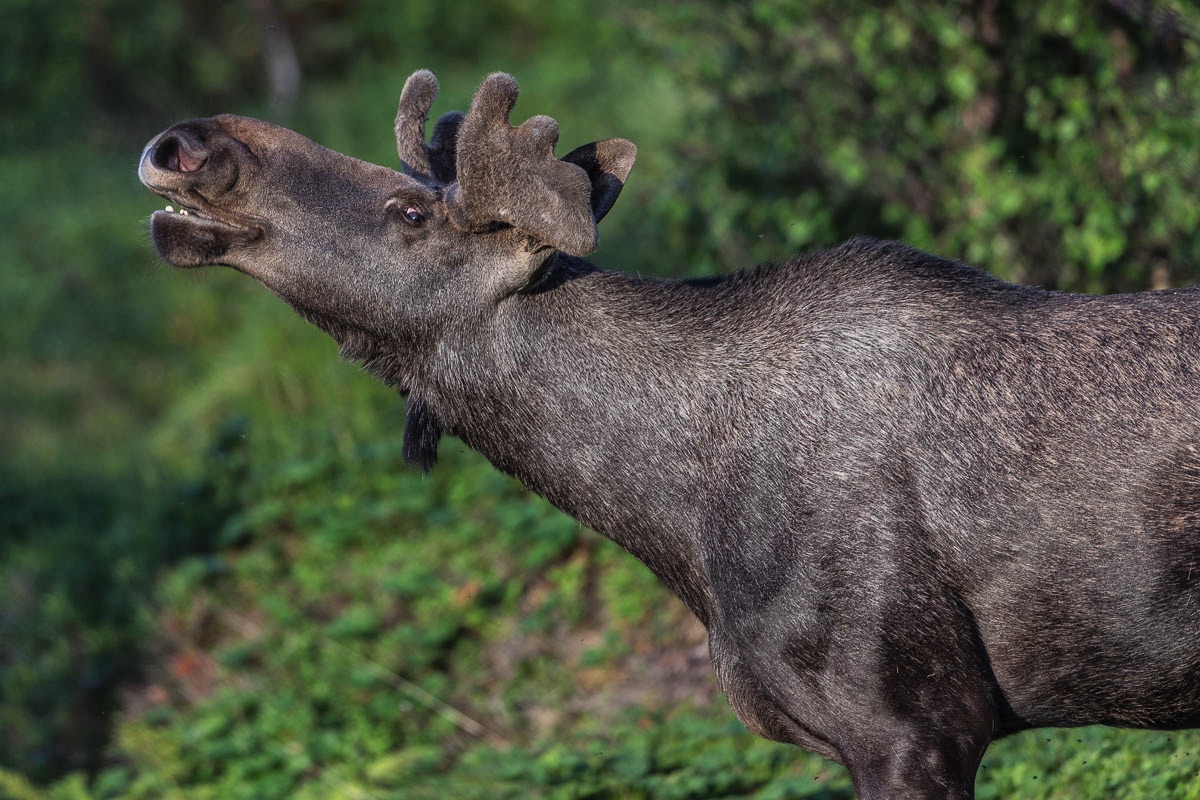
710 581 996 799
841 631 995 798
713 638 992 799
842 728 987 800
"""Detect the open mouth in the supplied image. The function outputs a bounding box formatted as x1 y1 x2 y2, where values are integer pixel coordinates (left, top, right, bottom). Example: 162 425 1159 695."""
146 195 263 268
150 198 259 232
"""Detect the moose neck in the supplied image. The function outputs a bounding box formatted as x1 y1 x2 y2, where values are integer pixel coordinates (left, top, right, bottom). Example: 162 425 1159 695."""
418 255 742 623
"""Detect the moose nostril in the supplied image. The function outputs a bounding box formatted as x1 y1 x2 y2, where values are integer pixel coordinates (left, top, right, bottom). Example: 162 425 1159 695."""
152 134 206 173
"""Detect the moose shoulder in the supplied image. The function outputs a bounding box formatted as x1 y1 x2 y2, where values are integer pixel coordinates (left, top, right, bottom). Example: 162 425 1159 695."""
138 70 1200 800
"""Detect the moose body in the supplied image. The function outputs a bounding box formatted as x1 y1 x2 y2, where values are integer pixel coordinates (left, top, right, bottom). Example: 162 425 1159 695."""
138 70 1200 798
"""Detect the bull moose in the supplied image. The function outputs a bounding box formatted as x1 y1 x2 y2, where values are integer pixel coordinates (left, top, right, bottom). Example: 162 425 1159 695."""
137 70 1200 798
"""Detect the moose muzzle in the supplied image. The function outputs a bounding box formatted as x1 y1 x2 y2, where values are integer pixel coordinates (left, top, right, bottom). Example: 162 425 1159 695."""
138 118 263 267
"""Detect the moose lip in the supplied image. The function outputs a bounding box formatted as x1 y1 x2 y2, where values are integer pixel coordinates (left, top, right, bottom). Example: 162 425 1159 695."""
150 198 259 233
148 198 263 268
149 200 262 240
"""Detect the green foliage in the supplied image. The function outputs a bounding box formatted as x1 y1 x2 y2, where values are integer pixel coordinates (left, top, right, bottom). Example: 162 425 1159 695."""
630 1 1200 291
978 728 1200 799
1 1 260 148
0 421 247 781
4 0 1200 798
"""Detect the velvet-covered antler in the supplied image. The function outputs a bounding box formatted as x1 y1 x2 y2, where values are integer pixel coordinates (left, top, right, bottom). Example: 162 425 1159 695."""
395 70 636 257
444 73 598 256
395 69 462 186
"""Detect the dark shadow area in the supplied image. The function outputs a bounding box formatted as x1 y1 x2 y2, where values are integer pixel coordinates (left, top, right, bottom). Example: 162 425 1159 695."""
0 418 248 781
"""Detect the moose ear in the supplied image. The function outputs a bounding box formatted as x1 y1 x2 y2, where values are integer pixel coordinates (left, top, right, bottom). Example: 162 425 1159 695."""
426 111 464 186
561 139 637 223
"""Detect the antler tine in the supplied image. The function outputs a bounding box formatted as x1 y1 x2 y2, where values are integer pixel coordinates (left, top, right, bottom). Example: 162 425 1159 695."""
395 69 439 180
468 72 520 127
447 72 599 256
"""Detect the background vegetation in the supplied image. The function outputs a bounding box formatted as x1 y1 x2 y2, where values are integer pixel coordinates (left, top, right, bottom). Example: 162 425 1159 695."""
3 1 1200 797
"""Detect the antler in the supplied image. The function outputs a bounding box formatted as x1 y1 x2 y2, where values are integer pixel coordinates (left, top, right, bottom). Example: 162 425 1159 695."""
395 70 636 257
395 70 463 186
445 73 598 256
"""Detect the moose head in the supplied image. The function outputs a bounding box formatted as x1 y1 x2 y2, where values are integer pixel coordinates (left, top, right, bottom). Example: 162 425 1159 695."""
138 70 635 387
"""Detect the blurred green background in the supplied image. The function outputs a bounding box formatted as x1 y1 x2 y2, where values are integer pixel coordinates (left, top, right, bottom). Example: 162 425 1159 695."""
3 1 1200 798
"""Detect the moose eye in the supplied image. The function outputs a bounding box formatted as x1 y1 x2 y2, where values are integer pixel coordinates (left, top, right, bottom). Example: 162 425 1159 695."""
386 198 425 226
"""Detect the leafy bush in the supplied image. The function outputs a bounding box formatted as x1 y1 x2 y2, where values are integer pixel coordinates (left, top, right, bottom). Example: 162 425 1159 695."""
629 1 1200 291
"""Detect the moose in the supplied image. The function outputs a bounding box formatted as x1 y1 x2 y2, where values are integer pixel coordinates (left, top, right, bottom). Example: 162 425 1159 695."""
138 70 1200 798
